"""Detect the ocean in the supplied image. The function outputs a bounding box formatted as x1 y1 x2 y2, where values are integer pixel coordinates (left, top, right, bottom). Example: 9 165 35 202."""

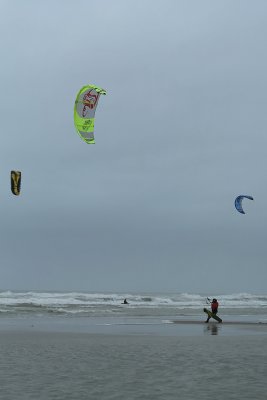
1 291 267 319
0 291 266 399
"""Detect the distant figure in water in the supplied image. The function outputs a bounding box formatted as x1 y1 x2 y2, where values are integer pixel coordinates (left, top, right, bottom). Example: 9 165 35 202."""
123 298 129 304
206 298 219 323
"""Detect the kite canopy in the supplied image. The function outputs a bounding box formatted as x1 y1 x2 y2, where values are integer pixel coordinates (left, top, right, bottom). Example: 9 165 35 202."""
234 195 253 214
74 84 106 144
11 171 21 195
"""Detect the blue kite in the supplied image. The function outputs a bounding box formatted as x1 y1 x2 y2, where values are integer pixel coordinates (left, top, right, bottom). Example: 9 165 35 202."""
235 195 254 214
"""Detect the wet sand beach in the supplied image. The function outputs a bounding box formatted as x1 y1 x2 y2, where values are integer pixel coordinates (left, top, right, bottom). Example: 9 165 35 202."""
0 318 266 400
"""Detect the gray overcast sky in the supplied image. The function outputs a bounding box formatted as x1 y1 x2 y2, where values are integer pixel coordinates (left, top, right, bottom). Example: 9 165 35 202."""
0 0 267 293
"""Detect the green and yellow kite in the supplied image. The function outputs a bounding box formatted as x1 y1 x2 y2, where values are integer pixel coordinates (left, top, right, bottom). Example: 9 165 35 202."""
74 84 106 144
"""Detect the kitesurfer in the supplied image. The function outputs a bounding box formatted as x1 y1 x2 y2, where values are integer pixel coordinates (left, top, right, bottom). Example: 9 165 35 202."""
123 298 128 304
206 298 219 323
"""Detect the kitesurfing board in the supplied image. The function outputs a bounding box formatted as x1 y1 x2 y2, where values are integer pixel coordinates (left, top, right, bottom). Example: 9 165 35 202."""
203 308 222 323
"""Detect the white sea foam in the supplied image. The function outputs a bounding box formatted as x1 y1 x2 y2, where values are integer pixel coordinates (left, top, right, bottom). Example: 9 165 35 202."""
0 291 266 316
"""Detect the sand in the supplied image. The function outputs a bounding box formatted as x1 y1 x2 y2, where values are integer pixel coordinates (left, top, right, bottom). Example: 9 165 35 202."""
0 317 266 399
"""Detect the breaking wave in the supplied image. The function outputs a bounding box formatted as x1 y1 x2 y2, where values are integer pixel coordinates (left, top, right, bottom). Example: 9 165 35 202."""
0 291 266 317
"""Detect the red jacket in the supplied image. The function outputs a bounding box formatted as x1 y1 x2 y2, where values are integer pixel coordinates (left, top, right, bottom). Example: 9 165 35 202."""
211 301 219 312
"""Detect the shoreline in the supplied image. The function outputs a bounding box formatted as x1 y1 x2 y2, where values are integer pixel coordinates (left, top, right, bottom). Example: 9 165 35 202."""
0 315 267 336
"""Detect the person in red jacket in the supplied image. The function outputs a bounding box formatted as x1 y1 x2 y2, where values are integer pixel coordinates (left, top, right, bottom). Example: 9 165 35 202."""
206 298 219 322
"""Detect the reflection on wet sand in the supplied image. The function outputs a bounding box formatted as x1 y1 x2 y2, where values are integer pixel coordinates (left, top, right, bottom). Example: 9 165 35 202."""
205 323 220 335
